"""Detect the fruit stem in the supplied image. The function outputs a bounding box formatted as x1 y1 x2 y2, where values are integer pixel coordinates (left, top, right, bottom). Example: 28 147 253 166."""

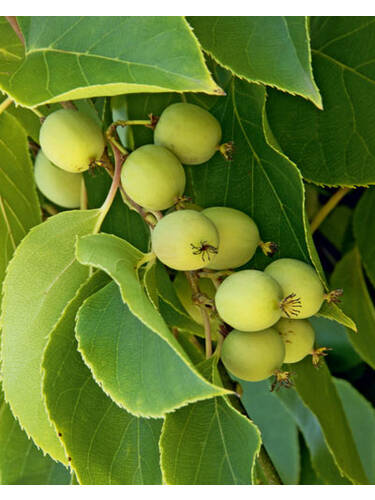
310 187 351 234
80 177 88 210
257 447 283 485
94 143 124 233
0 96 13 115
185 271 213 358
30 107 44 119
60 101 78 111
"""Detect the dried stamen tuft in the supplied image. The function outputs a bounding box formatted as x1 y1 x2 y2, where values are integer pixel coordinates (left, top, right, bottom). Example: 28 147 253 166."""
280 293 302 318
218 141 234 161
271 370 294 392
324 289 343 304
311 346 332 367
191 241 218 263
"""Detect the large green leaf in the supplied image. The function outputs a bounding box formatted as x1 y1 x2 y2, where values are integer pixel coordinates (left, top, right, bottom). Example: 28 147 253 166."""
289 358 368 484
0 112 41 293
77 281 213 416
267 16 375 186
238 379 300 485
354 188 375 286
331 247 375 369
76 233 230 416
43 272 162 485
189 16 322 108
0 209 101 463
1 16 222 107
0 390 70 485
160 358 261 485
334 378 375 484
277 385 349 484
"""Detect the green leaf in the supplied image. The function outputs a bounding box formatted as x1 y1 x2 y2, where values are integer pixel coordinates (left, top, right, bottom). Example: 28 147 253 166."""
1 16 222 107
189 16 322 108
277 386 349 485
238 379 300 485
43 272 163 485
0 209 101 463
288 358 368 484
160 358 261 484
354 188 375 286
331 247 375 369
76 233 230 416
76 281 213 417
0 17 24 80
310 317 362 373
334 378 375 484
0 388 70 485
0 111 41 293
267 16 375 186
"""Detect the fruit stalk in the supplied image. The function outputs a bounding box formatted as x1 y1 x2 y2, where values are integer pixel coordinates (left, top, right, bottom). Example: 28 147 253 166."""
310 187 351 234
185 271 213 358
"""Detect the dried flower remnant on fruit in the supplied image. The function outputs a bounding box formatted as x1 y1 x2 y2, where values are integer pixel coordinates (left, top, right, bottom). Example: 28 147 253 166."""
190 241 218 263
280 293 302 318
271 370 294 392
312 347 332 367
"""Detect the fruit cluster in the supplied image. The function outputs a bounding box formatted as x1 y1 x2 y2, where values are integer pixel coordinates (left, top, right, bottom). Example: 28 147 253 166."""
34 102 334 387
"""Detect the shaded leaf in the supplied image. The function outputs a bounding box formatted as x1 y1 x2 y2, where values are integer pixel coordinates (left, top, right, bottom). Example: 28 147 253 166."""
334 378 375 484
189 16 322 107
267 16 375 186
0 17 24 81
0 209 101 463
289 357 368 484
277 387 349 484
1 16 222 107
0 111 41 293
331 247 375 369
238 378 300 485
76 233 230 416
43 272 162 485
160 358 261 484
354 187 375 286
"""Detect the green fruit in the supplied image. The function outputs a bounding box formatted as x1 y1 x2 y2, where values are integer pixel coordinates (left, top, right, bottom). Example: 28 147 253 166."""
154 103 222 165
40 109 105 172
265 258 324 318
221 328 285 382
215 270 283 331
174 271 216 325
121 144 186 210
151 210 219 271
202 207 260 270
34 151 82 208
275 318 315 363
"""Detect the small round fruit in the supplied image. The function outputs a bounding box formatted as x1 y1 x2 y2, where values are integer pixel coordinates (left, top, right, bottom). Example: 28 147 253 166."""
221 328 285 382
40 109 105 172
121 144 186 210
215 270 283 331
151 210 219 271
202 207 260 270
154 102 222 165
275 318 315 363
174 271 216 325
34 151 82 208
265 258 324 318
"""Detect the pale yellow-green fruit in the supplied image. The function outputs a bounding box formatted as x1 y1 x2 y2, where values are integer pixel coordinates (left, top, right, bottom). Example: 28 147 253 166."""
40 109 105 172
265 258 325 319
154 102 222 165
202 207 260 270
34 151 82 208
151 210 219 271
221 328 285 382
275 318 315 364
215 270 283 332
121 144 186 211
